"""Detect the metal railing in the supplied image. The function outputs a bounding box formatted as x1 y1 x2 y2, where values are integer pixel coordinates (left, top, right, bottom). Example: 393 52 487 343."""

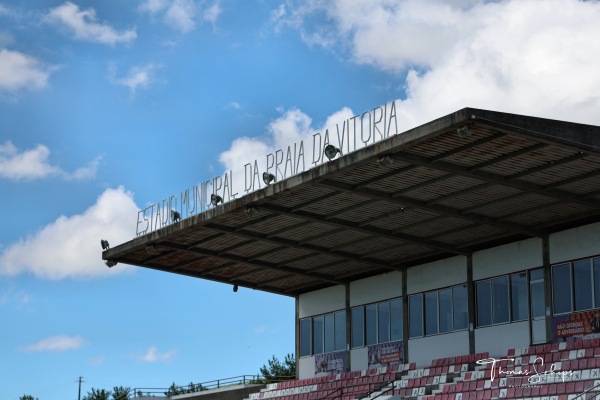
132 374 270 397
320 378 396 400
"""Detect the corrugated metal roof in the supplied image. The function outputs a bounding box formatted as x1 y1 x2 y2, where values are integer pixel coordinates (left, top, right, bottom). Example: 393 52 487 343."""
103 108 600 297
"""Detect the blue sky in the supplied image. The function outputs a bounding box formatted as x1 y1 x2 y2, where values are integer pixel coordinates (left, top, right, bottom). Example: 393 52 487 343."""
2 0 600 399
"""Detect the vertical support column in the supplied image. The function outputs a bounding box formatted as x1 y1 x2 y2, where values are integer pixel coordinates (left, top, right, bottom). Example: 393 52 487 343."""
543 235 553 343
295 295 300 379
345 283 352 372
402 267 409 363
467 254 475 354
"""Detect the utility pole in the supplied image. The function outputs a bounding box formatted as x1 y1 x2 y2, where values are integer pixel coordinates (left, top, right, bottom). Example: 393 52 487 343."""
77 376 84 400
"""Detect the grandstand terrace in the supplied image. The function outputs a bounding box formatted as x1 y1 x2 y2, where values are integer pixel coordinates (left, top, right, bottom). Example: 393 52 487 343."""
104 108 600 399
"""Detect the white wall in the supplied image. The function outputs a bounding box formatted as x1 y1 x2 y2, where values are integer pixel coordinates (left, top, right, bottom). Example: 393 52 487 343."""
350 271 402 306
299 285 345 318
298 356 315 379
350 347 369 372
550 221 600 264
474 321 529 357
473 237 542 280
408 256 466 294
408 331 469 368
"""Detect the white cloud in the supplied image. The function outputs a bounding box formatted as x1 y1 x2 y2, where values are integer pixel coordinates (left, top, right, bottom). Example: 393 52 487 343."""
0 186 139 279
109 63 159 96
0 141 99 181
218 0 600 196
139 346 176 362
273 0 600 126
139 0 222 33
202 3 222 25
0 49 54 93
46 2 136 45
21 335 86 352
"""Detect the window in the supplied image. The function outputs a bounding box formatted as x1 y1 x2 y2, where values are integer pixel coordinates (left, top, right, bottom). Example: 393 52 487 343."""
425 291 438 336
335 311 346 351
378 302 390 343
552 257 600 315
411 284 469 337
390 299 403 341
351 307 364 348
530 268 545 318
439 288 452 333
313 315 324 354
300 318 311 357
476 280 492 327
511 273 528 321
324 314 335 353
553 263 572 314
453 285 468 330
409 294 423 338
492 276 509 324
477 272 529 327
351 298 403 348
300 310 347 357
365 304 377 345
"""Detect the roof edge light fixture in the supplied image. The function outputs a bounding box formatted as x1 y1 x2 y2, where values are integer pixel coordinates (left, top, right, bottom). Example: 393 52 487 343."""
146 244 159 255
210 193 222 206
171 209 181 223
457 124 472 138
324 145 341 161
105 259 118 268
262 172 275 185
233 284 239 292
376 155 394 167
245 206 258 217
100 239 110 250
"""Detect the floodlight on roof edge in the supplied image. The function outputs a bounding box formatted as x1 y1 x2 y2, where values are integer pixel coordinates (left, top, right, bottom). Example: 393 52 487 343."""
245 206 258 217
324 144 341 160
233 284 238 292
171 209 181 222
262 172 275 185
376 155 394 167
457 125 472 138
100 239 110 250
105 259 118 268
210 193 222 206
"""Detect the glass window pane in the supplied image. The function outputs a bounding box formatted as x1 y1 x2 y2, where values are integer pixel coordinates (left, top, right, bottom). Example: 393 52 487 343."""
531 281 545 318
476 280 492 327
313 315 324 354
453 285 468 330
325 314 335 353
553 263 572 314
492 276 510 324
439 288 453 333
300 319 312 357
425 291 438 335
390 299 403 341
595 258 600 308
335 311 346 351
574 259 593 311
511 272 528 321
378 302 390 343
530 268 544 281
366 304 377 345
351 307 364 348
409 294 423 338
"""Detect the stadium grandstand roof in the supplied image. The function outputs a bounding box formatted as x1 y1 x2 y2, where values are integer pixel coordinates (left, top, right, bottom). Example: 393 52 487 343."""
103 108 600 297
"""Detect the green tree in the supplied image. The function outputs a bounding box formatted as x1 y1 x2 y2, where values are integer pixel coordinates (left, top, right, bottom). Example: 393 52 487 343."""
111 386 131 400
19 395 38 400
259 353 296 383
82 388 112 400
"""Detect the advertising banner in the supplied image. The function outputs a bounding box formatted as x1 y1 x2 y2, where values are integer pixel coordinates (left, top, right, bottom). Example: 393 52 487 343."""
315 351 346 377
367 340 403 369
552 309 600 342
